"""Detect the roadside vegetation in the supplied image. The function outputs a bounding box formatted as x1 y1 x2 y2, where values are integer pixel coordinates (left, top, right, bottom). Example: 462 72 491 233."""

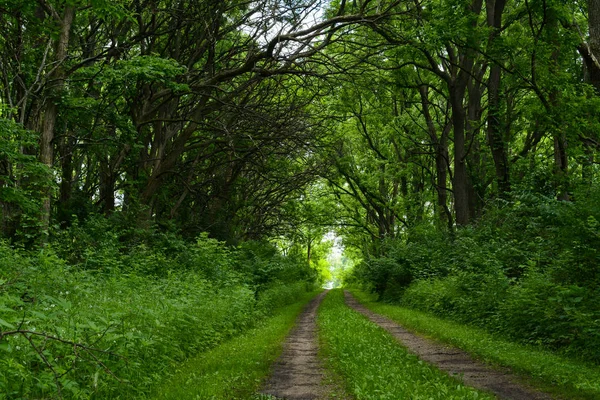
3 0 600 398
153 290 318 400
317 289 492 400
0 218 318 398
348 191 600 366
350 289 600 400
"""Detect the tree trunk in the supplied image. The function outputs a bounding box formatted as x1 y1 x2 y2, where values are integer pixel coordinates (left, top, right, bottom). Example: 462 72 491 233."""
486 0 510 195
39 6 75 233
448 0 483 226
587 0 600 92
57 132 75 226
554 133 569 200
548 7 569 200
99 157 116 214
466 67 486 220
450 85 470 226
418 85 452 229
0 157 14 237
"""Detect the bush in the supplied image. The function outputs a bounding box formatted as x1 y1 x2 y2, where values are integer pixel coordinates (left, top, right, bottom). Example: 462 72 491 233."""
350 229 452 301
234 240 317 289
402 271 509 328
496 272 600 360
350 189 600 363
256 281 316 316
0 235 315 398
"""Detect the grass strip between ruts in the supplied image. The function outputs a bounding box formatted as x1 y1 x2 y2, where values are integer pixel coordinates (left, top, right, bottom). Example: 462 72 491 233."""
317 289 493 400
349 288 600 400
152 290 320 400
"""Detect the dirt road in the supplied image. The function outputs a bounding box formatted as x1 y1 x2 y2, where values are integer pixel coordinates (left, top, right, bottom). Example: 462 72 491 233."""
261 291 335 400
344 290 554 400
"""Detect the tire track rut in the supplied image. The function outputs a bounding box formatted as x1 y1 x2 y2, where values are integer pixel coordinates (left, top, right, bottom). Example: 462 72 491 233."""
261 291 334 400
344 290 554 400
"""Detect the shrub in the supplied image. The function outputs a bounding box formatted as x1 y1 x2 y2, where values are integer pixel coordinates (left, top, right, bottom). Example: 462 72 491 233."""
496 272 600 361
0 237 315 398
234 240 317 289
402 271 509 328
350 189 600 362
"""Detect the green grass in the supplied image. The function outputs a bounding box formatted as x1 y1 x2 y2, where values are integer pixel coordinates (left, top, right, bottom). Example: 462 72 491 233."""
349 288 600 400
317 289 493 400
152 291 320 400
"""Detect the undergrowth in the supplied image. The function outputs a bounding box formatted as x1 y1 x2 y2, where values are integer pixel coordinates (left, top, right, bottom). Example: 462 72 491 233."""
0 226 317 399
153 290 319 399
348 191 600 363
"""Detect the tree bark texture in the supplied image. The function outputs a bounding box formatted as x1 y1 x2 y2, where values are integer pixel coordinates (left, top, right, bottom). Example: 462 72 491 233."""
587 0 600 92
39 6 75 232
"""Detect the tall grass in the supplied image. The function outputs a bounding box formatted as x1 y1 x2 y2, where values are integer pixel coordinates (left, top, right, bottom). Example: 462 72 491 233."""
0 237 316 399
153 291 319 399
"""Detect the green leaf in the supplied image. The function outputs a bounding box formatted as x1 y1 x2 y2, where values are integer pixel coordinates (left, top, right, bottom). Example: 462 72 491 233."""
0 318 15 329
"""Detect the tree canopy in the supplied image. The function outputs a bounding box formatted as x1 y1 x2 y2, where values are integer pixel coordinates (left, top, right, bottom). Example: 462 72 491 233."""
3 1 600 396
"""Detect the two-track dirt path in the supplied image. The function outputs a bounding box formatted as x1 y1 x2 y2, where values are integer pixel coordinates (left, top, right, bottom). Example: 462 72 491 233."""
261 291 335 400
262 289 557 400
343 290 555 400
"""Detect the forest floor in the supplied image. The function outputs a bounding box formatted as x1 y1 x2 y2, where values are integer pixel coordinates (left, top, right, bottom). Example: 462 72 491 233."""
260 290 347 399
262 289 559 400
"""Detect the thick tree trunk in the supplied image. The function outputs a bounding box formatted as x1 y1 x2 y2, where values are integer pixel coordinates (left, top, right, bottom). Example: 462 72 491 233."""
39 6 75 232
548 8 569 201
587 0 600 92
466 69 486 220
487 63 510 194
450 85 470 226
448 0 482 226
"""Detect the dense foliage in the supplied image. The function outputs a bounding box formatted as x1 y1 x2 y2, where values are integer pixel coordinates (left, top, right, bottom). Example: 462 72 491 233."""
2 0 600 396
313 0 600 367
0 223 317 398
350 190 600 362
